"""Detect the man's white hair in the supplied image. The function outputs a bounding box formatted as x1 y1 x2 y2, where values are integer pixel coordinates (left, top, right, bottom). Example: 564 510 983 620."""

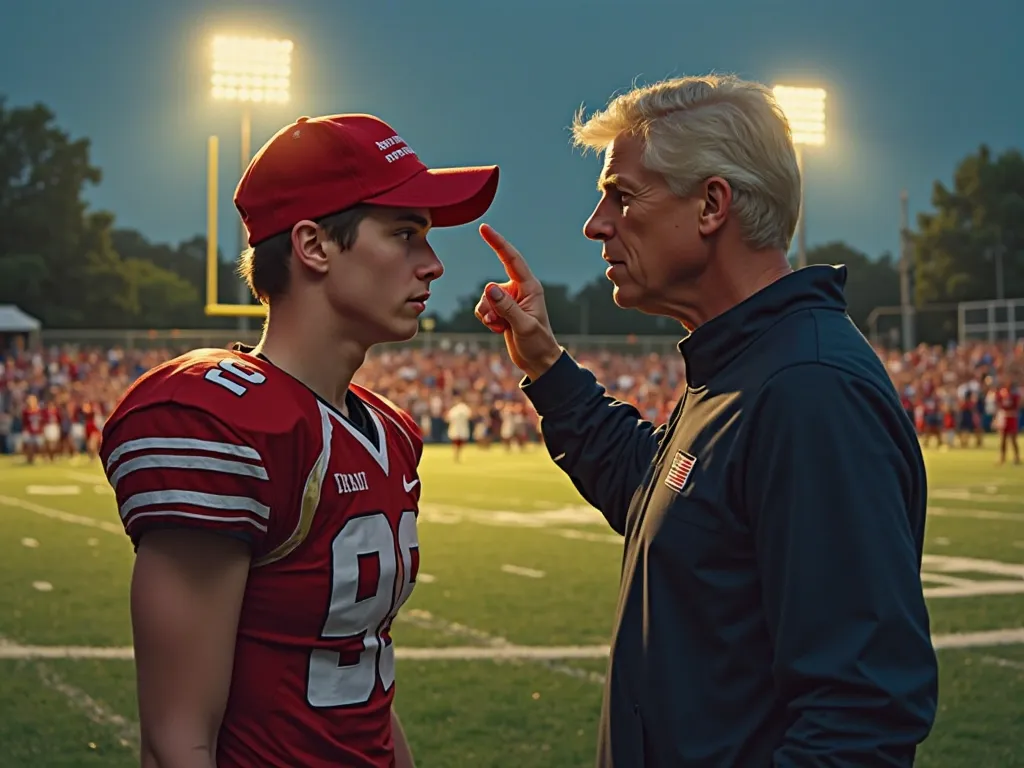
572 74 801 252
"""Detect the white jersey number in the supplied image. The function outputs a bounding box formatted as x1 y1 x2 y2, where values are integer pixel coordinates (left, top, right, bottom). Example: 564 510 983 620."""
204 359 266 397
307 509 419 708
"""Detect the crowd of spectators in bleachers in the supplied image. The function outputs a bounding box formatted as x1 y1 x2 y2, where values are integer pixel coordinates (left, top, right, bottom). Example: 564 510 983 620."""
1 338 1022 462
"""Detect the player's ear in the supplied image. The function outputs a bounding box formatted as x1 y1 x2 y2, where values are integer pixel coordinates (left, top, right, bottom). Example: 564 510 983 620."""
290 220 330 276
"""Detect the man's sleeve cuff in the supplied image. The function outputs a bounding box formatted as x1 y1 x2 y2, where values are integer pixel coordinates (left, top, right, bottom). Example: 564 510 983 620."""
520 350 598 414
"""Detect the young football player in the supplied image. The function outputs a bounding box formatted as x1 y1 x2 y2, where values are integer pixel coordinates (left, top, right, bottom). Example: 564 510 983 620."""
100 114 499 767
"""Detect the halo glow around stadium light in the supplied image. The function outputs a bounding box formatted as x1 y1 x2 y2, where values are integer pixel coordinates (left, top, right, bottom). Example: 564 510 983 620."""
211 35 292 104
772 85 827 147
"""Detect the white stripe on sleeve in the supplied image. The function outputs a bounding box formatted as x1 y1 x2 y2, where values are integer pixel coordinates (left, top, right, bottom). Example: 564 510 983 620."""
125 509 268 534
108 454 269 489
105 437 262 472
119 490 271 522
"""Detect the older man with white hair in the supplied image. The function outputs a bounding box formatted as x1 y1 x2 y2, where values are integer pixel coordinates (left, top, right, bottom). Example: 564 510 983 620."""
475 75 937 767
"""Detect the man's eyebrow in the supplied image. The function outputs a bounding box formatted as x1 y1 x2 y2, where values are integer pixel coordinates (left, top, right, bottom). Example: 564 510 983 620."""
597 173 620 192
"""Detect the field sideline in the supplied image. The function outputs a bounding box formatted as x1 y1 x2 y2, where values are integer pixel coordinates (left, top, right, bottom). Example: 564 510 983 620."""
1 444 1023 767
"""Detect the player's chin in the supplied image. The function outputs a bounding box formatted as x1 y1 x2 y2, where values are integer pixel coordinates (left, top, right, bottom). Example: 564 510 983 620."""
382 304 426 342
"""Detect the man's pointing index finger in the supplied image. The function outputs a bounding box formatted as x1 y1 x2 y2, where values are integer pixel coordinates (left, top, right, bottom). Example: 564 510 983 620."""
479 223 537 285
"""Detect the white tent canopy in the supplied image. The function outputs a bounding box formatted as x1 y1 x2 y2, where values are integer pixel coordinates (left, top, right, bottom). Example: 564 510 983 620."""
0 305 42 333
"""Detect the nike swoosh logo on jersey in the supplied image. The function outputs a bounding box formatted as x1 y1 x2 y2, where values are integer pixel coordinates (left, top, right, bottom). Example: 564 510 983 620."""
403 475 419 492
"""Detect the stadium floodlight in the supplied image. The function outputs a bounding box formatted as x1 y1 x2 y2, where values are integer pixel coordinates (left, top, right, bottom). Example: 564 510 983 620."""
211 35 292 105
773 85 828 268
206 35 294 321
772 85 826 147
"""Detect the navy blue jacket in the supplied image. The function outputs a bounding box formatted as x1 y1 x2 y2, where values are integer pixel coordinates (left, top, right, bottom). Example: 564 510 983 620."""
521 266 938 767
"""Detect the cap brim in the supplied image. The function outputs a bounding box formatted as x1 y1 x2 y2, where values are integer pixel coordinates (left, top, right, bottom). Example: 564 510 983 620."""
365 166 499 227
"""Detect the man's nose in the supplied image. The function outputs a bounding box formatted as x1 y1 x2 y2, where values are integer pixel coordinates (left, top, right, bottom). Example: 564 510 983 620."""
584 205 614 242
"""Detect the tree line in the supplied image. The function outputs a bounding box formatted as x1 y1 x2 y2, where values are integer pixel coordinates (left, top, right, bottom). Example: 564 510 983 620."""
1 97 1021 342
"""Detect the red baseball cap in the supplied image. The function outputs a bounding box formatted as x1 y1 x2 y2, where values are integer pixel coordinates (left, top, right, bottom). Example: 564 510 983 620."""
234 113 500 246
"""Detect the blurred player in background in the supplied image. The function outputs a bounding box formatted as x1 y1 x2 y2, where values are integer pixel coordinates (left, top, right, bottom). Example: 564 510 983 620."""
81 401 102 458
42 398 60 459
957 385 983 448
996 377 1020 464
20 394 43 464
919 380 942 448
100 113 498 768
445 394 472 461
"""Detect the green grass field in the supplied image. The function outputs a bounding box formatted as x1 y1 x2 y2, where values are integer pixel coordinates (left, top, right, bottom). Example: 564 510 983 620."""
1 443 1023 767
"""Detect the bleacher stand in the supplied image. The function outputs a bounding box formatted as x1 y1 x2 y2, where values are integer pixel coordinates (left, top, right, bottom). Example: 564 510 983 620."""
1 340 1022 459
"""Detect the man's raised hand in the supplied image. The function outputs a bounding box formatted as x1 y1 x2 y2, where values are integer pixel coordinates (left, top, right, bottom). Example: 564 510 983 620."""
475 224 562 380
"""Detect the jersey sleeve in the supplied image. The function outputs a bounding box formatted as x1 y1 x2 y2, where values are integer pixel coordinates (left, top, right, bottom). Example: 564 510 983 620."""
101 403 277 549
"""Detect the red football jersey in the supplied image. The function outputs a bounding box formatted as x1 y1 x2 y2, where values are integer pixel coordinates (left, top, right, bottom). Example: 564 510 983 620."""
100 348 423 768
998 387 1021 417
22 406 43 435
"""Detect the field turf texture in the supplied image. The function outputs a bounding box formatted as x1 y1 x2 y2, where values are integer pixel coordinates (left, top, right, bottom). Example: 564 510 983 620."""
1 443 1022 767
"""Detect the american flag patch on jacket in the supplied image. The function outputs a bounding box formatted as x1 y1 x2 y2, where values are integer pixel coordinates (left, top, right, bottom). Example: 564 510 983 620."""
664 450 697 493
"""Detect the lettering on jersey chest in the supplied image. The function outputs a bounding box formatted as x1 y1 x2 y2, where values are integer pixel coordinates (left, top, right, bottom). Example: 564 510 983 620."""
322 405 418 501
333 471 369 494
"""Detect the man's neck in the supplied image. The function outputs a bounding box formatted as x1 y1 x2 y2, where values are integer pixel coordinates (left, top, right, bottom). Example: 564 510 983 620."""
252 306 368 415
670 249 793 331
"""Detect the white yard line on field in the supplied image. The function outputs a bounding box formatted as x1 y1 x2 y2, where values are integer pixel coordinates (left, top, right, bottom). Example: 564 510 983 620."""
25 485 81 496
0 494 122 534
923 555 1024 579
35 663 139 754
0 636 138 754
930 490 1020 502
63 471 106 484
928 506 1024 522
932 628 1024 650
922 555 1024 598
428 466 567 483
395 609 607 683
401 646 608 660
501 564 546 579
418 503 605 528
396 608 513 647
1 493 608 536
980 655 1024 672
0 644 605 661
921 573 979 589
2 626 1024 665
7 490 1023 546
0 645 135 660
553 529 623 544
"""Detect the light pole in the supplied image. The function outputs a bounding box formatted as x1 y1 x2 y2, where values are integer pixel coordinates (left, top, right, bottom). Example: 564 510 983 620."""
899 190 916 350
210 34 293 329
986 244 1007 301
772 85 827 269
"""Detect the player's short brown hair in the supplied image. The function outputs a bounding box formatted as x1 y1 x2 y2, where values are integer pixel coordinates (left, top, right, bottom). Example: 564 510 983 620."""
238 204 375 304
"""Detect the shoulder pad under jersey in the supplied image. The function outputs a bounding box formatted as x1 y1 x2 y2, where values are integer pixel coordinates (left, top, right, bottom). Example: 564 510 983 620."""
109 348 311 439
